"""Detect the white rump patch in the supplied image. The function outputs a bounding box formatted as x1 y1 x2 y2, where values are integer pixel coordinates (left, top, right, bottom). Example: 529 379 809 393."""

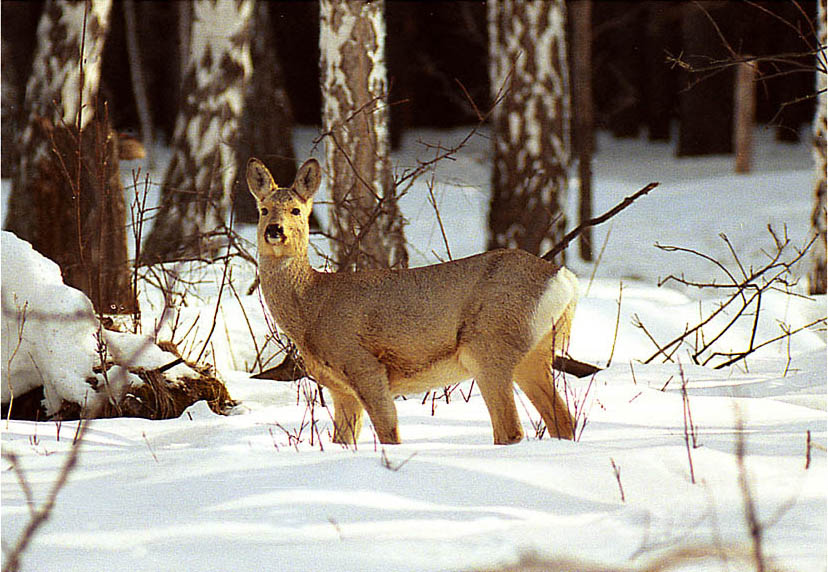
529 267 579 347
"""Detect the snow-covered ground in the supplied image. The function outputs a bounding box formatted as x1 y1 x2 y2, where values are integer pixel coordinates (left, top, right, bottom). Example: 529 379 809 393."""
2 127 826 571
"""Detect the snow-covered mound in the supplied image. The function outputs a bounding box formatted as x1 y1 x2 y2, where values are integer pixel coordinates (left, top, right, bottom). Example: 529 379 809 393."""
1 231 218 417
1 231 104 414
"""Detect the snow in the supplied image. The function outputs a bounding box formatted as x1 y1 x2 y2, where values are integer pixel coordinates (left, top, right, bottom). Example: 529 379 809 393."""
1 232 215 416
1 231 101 414
2 126 826 572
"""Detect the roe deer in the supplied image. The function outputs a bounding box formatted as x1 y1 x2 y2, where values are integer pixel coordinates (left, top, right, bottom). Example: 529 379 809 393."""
248 157 580 445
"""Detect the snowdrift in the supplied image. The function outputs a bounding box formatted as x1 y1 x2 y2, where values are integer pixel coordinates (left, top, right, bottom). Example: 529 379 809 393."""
1 231 234 419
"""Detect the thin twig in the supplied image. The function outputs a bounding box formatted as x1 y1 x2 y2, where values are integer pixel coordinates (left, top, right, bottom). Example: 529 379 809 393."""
425 152 453 261
679 362 696 484
2 415 92 572
542 182 659 262
5 300 29 425
643 228 821 369
610 458 625 502
585 220 613 297
711 317 826 369
194 215 235 364
805 430 812 470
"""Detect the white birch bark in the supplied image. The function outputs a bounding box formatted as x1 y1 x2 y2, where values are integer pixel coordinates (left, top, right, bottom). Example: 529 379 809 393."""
488 0 571 262
319 0 407 271
3 0 138 314
5 0 113 240
141 0 253 262
811 0 827 294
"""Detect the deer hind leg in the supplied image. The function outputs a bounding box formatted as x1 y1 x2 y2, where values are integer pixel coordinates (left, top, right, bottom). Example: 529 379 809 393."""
513 349 575 440
513 308 577 440
460 350 524 445
477 372 525 445
331 390 364 445
553 300 575 355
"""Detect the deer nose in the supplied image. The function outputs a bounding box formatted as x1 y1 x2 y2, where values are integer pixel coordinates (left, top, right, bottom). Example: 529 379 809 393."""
264 223 285 242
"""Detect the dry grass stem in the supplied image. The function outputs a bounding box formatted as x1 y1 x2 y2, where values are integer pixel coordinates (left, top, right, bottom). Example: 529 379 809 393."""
606 280 623 367
679 362 697 484
610 457 625 502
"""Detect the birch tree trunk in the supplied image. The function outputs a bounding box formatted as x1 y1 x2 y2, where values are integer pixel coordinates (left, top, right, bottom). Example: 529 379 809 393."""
4 0 135 315
810 0 827 295
319 0 408 271
5 0 112 242
141 0 253 263
488 0 572 264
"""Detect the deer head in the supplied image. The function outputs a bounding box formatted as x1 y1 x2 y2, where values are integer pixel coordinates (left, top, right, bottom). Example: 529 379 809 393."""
246 158 322 260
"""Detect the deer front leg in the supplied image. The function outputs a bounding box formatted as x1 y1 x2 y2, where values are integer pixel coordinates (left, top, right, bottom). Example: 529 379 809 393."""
359 384 400 445
341 355 401 444
331 390 364 445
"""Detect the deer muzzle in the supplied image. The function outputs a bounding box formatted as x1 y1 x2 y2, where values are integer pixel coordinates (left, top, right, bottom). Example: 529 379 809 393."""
264 223 286 244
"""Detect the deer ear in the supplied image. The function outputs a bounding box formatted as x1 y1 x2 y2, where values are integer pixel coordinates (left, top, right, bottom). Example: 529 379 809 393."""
247 158 276 202
293 158 322 201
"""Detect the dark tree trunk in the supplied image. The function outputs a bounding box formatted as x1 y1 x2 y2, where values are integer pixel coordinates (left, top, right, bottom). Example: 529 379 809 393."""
234 1 297 223
272 2 321 126
569 0 594 261
386 1 418 150
1 34 21 178
488 0 571 263
733 61 757 173
320 0 408 271
677 2 733 157
644 1 679 141
769 0 819 142
121 0 154 162
604 1 645 138
0 1 43 177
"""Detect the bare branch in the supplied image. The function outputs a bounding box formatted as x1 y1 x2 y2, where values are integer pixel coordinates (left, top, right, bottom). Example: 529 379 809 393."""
642 228 823 369
542 182 659 263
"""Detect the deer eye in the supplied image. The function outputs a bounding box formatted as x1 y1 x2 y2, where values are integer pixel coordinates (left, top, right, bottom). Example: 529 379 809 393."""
260 207 269 216
291 208 301 216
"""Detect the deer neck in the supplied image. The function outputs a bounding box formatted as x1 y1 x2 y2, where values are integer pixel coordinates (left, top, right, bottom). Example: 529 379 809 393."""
258 252 317 339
